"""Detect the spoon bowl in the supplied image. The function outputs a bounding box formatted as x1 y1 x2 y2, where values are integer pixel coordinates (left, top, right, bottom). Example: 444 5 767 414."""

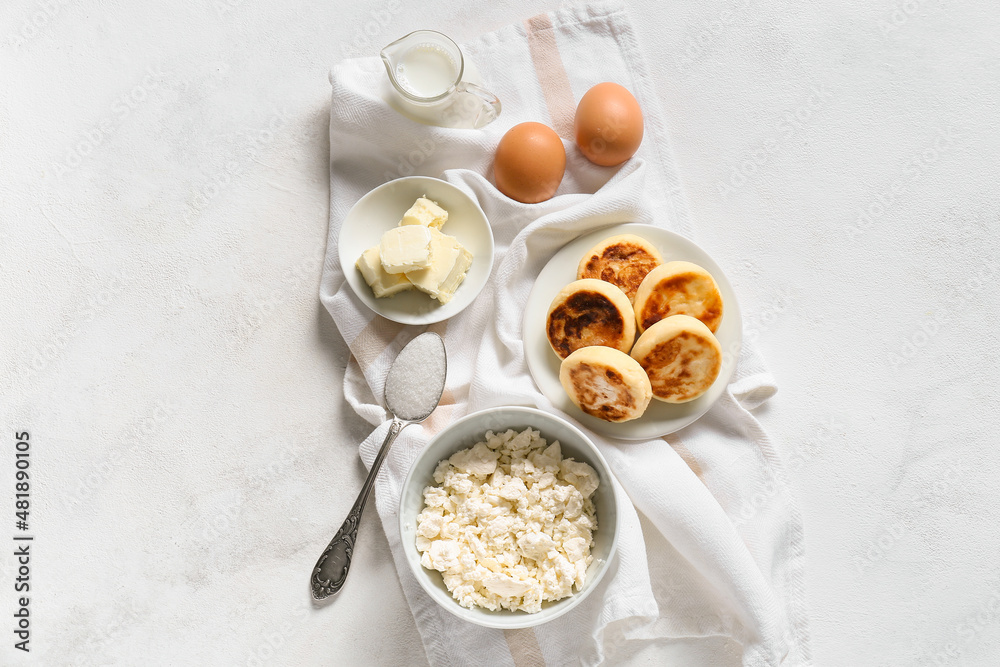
385 333 448 422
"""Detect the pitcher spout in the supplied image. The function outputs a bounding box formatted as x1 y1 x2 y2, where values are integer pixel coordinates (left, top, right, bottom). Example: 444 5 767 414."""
380 34 408 82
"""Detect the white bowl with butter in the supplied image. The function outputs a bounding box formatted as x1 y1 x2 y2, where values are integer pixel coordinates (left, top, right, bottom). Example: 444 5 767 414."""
339 176 494 325
399 406 622 629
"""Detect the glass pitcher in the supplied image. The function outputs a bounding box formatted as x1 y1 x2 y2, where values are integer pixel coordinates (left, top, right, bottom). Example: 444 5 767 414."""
380 30 501 130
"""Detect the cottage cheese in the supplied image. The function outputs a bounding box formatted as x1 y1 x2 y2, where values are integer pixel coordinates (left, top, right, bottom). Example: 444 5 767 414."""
416 428 599 613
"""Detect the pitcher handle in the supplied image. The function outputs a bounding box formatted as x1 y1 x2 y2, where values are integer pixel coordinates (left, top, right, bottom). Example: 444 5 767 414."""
455 81 502 129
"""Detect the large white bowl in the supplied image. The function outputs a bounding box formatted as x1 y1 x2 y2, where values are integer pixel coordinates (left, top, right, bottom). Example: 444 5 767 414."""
398 406 621 629
338 176 494 325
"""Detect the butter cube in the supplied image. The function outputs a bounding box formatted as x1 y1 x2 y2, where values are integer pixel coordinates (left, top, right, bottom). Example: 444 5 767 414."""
356 246 413 298
400 196 448 230
379 225 433 274
404 229 474 304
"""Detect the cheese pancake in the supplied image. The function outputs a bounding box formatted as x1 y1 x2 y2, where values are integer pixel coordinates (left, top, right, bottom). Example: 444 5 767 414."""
633 261 723 334
630 315 722 403
576 234 663 303
560 346 652 422
546 279 636 359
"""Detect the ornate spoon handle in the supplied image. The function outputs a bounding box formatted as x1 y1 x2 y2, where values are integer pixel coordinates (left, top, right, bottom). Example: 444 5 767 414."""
311 418 406 600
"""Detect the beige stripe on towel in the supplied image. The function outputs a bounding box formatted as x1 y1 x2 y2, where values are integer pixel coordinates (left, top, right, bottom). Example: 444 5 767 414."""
420 389 456 436
349 316 406 370
523 13 577 139
666 433 705 479
500 14 579 667
505 628 546 667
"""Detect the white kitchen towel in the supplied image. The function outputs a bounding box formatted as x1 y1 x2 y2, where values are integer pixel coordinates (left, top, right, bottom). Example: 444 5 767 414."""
320 2 811 665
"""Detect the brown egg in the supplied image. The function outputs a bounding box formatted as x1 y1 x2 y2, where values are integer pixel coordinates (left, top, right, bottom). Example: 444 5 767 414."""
493 122 566 204
574 82 644 167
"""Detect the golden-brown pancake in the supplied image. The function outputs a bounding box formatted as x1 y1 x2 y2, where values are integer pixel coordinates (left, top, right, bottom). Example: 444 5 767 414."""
576 234 663 303
630 315 722 403
633 261 723 334
559 346 652 422
546 279 635 359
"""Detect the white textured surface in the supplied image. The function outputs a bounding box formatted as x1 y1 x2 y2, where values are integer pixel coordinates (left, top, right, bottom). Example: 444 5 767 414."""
2 1 998 667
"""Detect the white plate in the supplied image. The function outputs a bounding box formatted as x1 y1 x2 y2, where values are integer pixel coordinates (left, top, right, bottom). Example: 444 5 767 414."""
339 176 494 325
523 223 743 440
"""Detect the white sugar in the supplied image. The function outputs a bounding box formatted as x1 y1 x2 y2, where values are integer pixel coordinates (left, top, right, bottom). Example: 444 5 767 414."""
385 333 447 420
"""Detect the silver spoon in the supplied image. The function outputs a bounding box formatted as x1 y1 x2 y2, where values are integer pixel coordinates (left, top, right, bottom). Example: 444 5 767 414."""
311 331 447 600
